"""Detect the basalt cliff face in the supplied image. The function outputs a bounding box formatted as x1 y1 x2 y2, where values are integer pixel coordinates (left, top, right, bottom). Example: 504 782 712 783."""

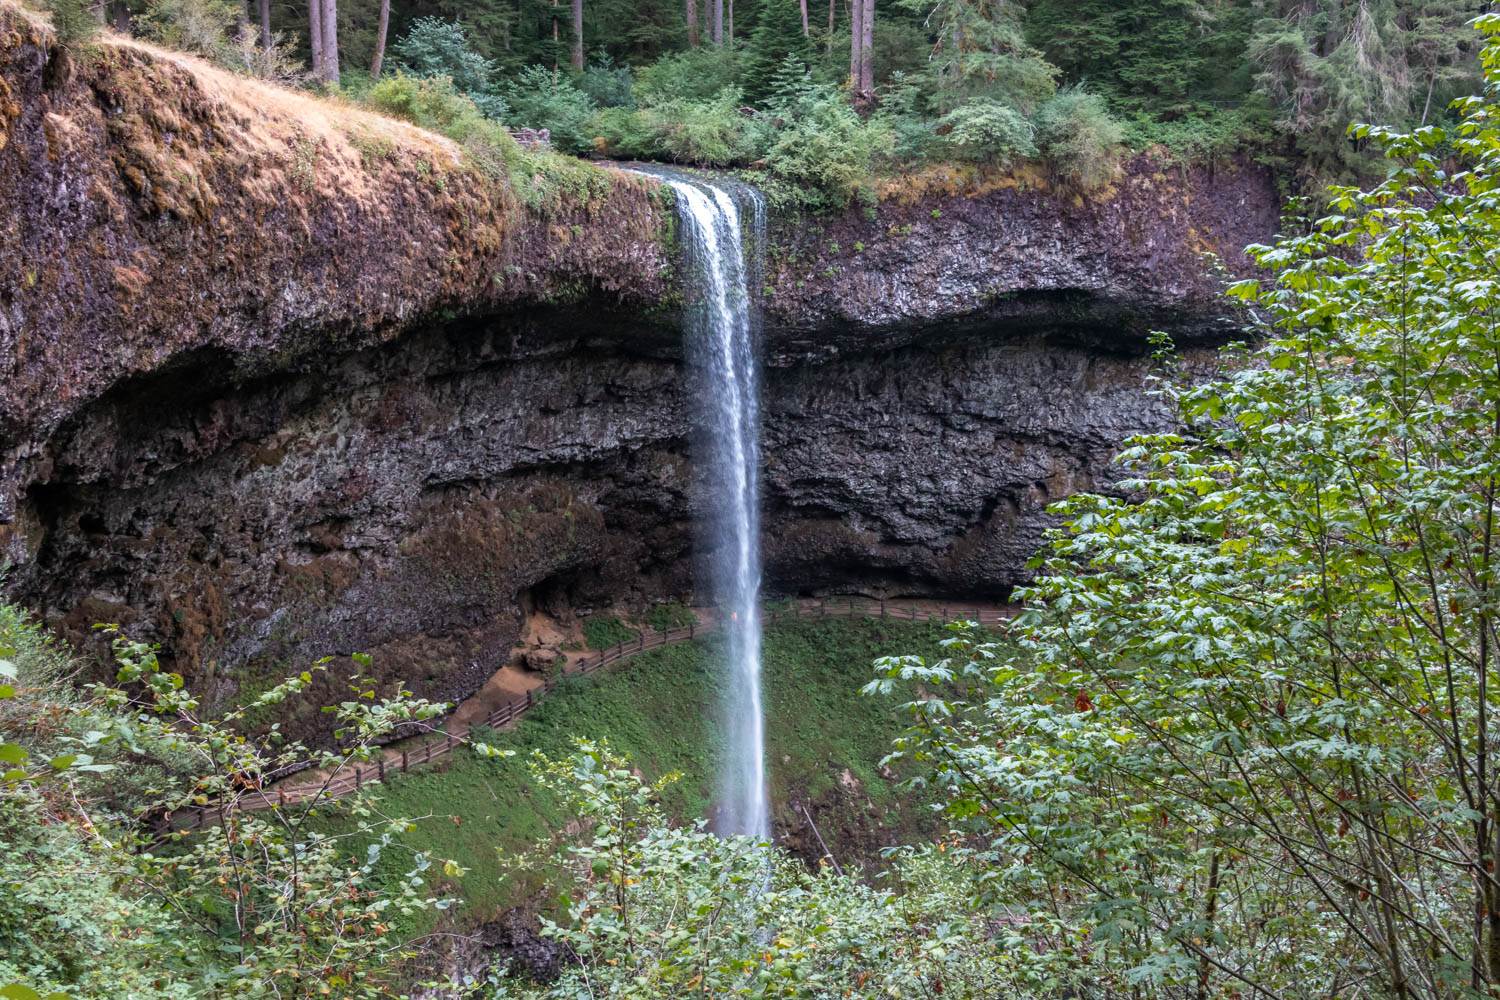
0 6 1278 732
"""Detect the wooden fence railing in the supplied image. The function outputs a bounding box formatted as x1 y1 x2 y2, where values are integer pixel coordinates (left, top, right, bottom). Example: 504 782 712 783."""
167 599 1007 830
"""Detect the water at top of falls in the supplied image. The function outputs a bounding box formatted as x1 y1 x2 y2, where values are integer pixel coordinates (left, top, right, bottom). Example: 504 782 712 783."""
646 169 769 841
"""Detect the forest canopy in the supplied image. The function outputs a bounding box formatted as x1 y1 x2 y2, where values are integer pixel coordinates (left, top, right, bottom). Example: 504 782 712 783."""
40 0 1494 202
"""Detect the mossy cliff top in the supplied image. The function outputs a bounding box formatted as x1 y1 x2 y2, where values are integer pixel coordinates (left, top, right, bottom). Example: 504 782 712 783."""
0 4 674 524
762 157 1280 345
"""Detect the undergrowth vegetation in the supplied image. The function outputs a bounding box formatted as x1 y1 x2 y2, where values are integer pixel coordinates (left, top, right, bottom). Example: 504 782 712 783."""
333 615 954 942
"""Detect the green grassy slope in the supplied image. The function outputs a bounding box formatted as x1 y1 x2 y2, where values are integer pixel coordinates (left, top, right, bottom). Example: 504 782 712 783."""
337 615 958 936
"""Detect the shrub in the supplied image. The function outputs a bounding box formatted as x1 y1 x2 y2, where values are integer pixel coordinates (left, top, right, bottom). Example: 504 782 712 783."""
577 49 635 108
581 613 636 649
647 86 762 166
503 65 596 155
222 22 305 82
393 17 508 120
586 105 655 158
137 0 236 57
875 48 1500 995
876 71 939 164
515 741 1057 998
762 77 886 208
0 618 465 999
1033 85 1124 191
394 17 493 97
41 0 96 46
367 71 473 132
364 72 520 179
642 601 695 630
1120 103 1272 165
935 99 1037 164
636 43 743 102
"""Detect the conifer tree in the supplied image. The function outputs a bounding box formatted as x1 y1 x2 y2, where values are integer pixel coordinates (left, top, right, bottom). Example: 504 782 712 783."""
742 0 811 105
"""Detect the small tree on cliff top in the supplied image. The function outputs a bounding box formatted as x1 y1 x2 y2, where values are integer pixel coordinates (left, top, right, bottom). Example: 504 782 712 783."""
874 17 1500 999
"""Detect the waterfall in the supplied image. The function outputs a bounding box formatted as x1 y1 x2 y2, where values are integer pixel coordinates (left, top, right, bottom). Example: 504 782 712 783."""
652 170 769 841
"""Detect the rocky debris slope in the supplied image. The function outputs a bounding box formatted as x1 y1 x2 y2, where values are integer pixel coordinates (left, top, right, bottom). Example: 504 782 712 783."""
0 5 1279 739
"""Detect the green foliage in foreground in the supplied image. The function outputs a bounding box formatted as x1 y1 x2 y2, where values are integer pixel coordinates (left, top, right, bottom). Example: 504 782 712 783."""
0 604 490 999
476 741 1067 1000
873 21 1500 999
341 615 953 940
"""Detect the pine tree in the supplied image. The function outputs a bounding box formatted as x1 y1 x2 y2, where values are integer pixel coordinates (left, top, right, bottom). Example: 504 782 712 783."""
1025 0 1220 113
742 0 812 105
1245 0 1482 175
897 0 1056 113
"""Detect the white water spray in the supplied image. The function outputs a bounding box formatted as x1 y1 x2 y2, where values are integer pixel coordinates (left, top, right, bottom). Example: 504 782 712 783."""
652 170 769 841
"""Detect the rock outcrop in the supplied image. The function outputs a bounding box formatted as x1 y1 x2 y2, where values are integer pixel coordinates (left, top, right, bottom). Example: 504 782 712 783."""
0 5 1279 736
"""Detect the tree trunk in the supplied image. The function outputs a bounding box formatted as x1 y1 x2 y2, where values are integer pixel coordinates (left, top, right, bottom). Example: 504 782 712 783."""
799 0 808 36
827 0 834 52
369 0 389 78
309 0 323 76
685 0 698 46
848 0 861 91
552 0 559 71
859 0 873 93
712 0 722 44
114 0 130 32
258 0 270 49
726 0 732 42
320 0 338 83
571 0 583 68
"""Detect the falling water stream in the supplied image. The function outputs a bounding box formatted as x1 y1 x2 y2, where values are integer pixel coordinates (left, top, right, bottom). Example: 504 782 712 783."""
644 168 770 841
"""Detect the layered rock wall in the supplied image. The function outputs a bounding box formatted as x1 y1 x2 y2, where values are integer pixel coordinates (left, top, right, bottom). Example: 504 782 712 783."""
0 6 1280 735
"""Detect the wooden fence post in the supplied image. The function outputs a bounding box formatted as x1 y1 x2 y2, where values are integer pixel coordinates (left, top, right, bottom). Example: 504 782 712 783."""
880 599 886 617
378 759 386 783
447 732 456 753
198 805 206 828
423 741 431 764
402 749 409 773
355 767 363 788
689 621 695 638
526 689 533 709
